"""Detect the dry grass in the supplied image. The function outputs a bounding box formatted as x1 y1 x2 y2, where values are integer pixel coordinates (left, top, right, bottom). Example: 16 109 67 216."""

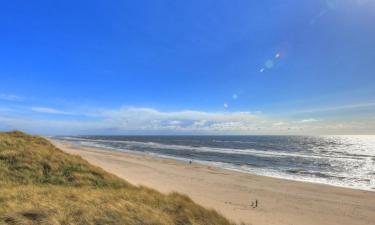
0 131 235 225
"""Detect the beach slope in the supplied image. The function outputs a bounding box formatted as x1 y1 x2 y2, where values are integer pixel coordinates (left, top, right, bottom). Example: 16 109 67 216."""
53 140 375 225
0 131 234 225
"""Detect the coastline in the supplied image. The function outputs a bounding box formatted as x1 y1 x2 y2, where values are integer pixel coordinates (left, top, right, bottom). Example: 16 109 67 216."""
51 140 375 225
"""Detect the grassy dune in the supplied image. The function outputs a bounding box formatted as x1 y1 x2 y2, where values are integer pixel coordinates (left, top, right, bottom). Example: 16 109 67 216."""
0 131 235 225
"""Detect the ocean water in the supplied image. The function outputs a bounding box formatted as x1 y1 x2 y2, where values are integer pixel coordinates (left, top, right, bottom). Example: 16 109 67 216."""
55 135 375 191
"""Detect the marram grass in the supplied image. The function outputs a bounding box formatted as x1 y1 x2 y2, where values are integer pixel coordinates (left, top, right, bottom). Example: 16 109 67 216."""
0 131 235 225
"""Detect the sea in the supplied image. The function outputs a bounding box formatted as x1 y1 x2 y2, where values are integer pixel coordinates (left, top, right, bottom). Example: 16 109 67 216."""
55 135 375 191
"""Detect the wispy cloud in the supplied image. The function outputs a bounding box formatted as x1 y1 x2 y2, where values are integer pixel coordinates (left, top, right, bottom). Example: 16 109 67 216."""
292 102 375 114
299 118 319 123
0 106 374 135
0 107 11 112
0 94 24 101
94 107 374 134
100 107 262 132
30 107 71 115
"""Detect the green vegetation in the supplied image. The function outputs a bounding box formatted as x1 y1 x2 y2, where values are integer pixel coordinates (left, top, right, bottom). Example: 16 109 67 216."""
0 131 234 225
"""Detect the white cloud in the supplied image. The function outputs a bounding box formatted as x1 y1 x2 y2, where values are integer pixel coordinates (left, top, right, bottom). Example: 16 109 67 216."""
168 120 182 125
273 121 286 126
102 107 258 123
1 106 374 135
30 107 70 115
192 120 208 127
98 107 262 133
91 107 375 134
299 118 319 123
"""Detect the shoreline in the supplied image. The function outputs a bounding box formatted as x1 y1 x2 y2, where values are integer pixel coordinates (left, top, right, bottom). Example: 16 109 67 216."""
54 139 374 193
52 140 375 225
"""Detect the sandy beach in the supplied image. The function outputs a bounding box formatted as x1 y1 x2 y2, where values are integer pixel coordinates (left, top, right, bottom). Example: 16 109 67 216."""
52 140 375 225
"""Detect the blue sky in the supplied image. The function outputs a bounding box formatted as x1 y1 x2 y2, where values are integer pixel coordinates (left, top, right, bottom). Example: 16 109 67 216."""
0 0 375 135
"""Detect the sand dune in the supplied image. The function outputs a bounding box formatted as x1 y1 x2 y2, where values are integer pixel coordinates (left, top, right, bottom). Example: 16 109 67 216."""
53 140 375 225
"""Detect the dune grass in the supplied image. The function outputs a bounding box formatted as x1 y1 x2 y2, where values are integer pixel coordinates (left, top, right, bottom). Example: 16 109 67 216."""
0 131 235 225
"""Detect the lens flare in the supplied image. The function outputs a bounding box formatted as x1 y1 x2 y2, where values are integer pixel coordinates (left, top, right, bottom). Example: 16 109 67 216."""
265 60 274 69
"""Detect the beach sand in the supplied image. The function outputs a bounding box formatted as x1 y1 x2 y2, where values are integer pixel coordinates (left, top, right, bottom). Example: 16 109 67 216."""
52 140 375 225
